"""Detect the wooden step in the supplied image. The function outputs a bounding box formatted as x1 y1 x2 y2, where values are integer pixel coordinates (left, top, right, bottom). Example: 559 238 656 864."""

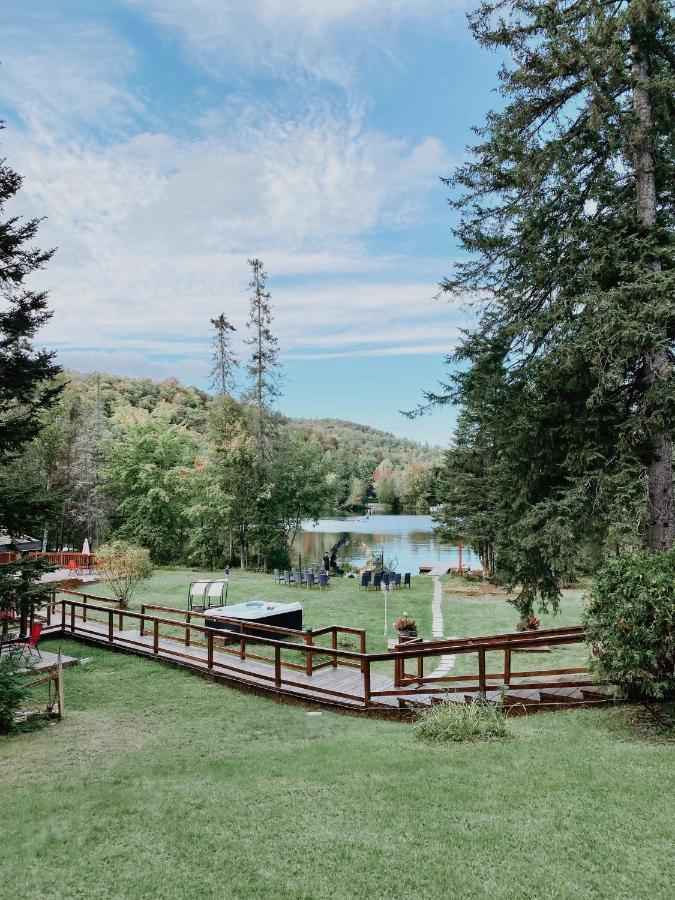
429 693 468 706
539 687 586 703
580 686 615 702
398 696 432 710
501 689 542 706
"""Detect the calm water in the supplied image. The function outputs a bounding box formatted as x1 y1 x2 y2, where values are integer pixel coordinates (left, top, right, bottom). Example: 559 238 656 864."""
290 514 479 574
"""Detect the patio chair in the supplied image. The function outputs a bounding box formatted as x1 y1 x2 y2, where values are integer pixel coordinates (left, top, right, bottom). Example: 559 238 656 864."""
373 572 383 591
15 623 43 660
394 573 402 589
404 573 411 588
273 568 282 584
318 572 329 590
206 580 227 608
305 572 316 589
284 571 292 586
382 573 390 588
359 571 371 590
188 580 209 611
293 571 304 587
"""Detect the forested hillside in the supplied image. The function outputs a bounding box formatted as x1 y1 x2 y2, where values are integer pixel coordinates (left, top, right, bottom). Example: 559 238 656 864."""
16 371 440 564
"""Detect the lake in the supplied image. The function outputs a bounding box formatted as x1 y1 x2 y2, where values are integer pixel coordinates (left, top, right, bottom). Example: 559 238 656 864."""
291 514 479 574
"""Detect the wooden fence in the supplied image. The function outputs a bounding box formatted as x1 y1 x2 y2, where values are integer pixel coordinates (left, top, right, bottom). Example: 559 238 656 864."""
45 591 592 709
0 551 96 567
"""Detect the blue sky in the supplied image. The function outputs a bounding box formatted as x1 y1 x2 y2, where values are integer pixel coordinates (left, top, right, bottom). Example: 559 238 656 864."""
1 1 501 445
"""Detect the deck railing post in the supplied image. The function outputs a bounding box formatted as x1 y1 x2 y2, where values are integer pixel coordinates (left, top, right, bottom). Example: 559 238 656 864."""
239 622 245 660
61 599 66 630
108 609 114 643
185 611 191 647
82 595 87 623
306 628 314 676
363 658 371 707
478 648 486 694
417 652 424 684
331 628 338 668
360 631 366 674
274 644 282 688
140 605 145 637
207 631 214 670
153 619 159 654
504 647 511 686
70 603 75 633
118 607 124 631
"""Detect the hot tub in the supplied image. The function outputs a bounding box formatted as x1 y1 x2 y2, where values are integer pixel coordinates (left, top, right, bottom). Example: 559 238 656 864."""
205 600 303 639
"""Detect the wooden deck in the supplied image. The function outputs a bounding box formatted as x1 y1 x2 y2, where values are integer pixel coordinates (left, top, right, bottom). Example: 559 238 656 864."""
40 593 617 718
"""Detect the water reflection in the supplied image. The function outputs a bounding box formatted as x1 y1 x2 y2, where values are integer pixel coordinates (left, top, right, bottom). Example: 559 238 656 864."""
290 514 479 573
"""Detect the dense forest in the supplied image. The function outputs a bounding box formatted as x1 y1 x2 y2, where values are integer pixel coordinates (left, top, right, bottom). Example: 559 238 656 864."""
14 370 440 567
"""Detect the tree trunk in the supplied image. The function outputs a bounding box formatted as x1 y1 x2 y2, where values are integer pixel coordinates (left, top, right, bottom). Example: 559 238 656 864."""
631 29 675 551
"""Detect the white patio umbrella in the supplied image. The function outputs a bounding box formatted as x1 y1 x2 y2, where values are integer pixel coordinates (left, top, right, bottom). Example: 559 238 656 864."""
82 538 91 556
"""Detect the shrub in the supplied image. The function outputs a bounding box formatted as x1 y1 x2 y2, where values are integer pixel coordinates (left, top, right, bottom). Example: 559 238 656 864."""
96 540 154 608
583 550 675 703
414 696 508 744
0 652 27 734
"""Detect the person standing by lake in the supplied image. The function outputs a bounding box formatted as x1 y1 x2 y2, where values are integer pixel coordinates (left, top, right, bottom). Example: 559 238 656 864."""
323 552 330 572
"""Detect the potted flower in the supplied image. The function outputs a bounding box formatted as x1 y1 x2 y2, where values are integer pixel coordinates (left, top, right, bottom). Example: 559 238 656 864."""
394 613 417 637
516 615 540 632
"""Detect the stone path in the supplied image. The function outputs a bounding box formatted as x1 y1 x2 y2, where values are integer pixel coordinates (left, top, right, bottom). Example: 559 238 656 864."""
431 575 455 676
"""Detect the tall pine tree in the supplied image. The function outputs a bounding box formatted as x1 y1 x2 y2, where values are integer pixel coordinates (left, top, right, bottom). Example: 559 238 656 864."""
209 313 238 397
0 121 62 634
431 0 674 612
243 258 281 458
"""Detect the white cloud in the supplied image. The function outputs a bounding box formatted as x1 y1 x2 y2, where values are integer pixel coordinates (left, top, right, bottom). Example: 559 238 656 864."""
5 100 454 365
1 2 464 395
0 16 145 140
125 0 467 84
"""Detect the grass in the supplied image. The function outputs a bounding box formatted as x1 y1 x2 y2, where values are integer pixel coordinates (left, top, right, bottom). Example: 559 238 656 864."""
2 569 672 898
1 634 674 899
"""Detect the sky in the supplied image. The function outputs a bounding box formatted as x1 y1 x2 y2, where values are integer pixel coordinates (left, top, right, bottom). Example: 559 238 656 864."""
1 1 502 445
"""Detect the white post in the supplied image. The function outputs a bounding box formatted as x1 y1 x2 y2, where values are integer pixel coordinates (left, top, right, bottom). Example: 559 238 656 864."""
381 581 389 636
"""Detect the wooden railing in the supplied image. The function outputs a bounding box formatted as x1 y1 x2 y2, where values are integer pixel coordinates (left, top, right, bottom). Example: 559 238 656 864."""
45 592 591 709
137 603 367 677
0 551 96 567
29 551 96 568
382 625 588 696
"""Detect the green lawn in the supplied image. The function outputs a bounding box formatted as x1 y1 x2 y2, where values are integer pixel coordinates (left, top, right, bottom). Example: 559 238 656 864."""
3 570 672 898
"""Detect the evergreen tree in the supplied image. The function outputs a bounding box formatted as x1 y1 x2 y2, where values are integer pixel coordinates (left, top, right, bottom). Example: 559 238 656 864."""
209 313 238 396
0 121 62 633
430 0 675 612
243 258 281 457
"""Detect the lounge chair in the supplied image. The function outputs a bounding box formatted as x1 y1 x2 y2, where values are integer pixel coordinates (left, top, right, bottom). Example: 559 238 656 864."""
404 573 411 588
360 571 371 590
373 573 383 591
306 572 316 589
318 572 329 590
394 573 402 589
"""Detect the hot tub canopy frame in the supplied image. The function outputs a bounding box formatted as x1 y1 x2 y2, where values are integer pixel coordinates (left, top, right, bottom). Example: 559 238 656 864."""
188 578 228 611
